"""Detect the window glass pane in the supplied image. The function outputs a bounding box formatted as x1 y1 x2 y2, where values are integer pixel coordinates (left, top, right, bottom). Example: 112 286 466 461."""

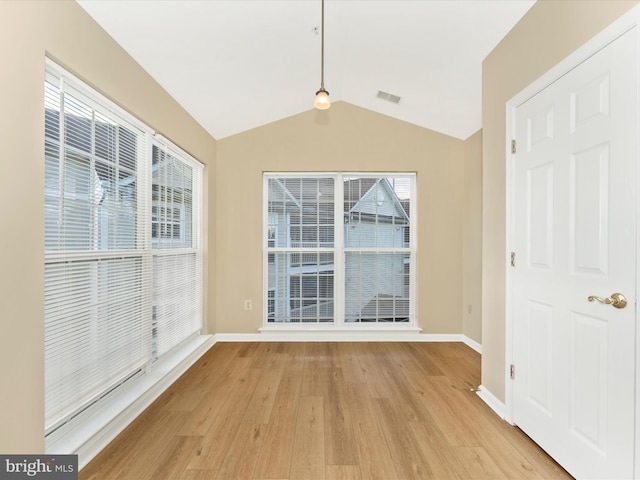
266 176 335 323
267 252 334 323
344 252 410 323
44 256 148 430
44 88 139 252
151 142 202 359
267 177 334 248
152 145 194 249
343 176 412 323
289 272 334 323
344 177 411 248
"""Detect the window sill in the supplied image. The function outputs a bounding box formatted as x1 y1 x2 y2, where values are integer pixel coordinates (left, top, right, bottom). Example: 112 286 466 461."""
257 324 422 341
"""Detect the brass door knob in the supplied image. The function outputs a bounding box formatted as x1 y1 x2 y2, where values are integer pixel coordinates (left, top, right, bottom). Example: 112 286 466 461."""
587 293 627 309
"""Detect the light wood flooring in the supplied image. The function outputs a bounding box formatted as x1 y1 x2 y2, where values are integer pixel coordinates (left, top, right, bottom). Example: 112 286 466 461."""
80 342 573 479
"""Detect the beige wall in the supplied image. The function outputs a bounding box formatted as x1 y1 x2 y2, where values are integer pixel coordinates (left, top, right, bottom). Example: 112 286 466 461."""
216 102 465 335
481 0 638 401
0 1 216 452
463 129 482 345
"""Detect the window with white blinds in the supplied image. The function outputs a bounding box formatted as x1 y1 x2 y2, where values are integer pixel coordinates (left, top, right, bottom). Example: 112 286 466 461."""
264 173 415 325
151 141 203 359
44 61 203 434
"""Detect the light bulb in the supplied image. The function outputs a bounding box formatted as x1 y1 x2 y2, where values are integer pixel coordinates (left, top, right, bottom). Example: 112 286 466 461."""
314 89 330 110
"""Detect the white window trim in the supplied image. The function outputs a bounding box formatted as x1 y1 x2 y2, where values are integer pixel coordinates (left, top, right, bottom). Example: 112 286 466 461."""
261 172 418 331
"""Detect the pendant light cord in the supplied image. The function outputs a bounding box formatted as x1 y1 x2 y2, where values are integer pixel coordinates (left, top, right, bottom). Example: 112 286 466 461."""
320 0 325 90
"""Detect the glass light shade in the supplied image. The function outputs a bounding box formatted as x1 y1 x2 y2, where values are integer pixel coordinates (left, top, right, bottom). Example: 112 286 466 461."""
314 89 331 110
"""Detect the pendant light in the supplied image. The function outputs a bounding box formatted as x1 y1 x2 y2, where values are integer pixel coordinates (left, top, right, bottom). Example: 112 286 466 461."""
313 0 330 110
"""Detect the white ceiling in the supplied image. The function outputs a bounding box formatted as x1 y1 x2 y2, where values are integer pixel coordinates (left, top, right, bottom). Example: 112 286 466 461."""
77 0 536 141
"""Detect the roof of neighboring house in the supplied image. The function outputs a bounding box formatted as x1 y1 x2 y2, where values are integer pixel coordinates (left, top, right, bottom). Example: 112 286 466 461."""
268 176 410 224
343 178 378 213
345 178 410 224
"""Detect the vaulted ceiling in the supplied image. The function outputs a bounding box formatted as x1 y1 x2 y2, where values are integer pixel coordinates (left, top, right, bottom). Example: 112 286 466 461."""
77 0 536 140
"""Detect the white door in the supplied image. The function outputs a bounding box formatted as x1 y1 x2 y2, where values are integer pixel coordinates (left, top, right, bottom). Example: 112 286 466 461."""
512 28 637 480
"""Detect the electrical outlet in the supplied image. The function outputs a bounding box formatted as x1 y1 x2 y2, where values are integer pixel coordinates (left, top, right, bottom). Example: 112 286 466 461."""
244 299 253 311
468 304 472 314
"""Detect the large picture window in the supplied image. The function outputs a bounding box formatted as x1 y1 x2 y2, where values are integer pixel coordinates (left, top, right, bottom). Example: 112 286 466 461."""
44 61 203 434
264 173 415 325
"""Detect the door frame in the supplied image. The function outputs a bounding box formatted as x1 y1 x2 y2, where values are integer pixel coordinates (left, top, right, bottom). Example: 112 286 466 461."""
504 4 640 475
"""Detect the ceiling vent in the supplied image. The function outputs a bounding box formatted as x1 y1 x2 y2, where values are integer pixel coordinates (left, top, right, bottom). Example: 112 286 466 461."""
376 90 402 104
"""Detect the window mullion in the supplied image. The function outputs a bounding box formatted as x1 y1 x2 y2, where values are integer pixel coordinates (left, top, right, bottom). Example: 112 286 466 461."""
57 80 66 241
140 132 153 370
334 173 345 325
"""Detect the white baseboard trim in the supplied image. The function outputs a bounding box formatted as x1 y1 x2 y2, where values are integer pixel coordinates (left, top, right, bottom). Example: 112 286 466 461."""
216 330 482 352
48 334 216 470
476 384 506 419
462 335 482 354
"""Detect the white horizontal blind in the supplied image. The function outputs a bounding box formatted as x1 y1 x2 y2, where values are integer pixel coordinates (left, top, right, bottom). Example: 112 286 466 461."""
264 173 415 325
343 176 413 323
151 141 203 358
266 177 335 323
44 64 152 432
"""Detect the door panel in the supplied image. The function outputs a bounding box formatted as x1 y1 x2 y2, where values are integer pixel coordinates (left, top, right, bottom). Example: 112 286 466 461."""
570 312 608 452
512 28 637 479
570 145 609 275
526 300 553 415
527 162 554 269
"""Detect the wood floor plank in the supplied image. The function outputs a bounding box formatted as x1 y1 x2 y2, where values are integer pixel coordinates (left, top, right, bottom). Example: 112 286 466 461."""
305 342 338 369
334 342 366 383
274 341 307 371
325 465 363 480
421 342 481 389
178 469 214 480
242 368 283 424
246 342 290 370
185 367 261 470
177 356 252 436
406 421 468 480
80 410 189 480
369 343 433 422
411 375 483 446
420 375 553 480
468 398 572 479
251 368 302 479
358 348 394 399
396 342 445 377
290 395 325 480
215 423 265 479
146 435 203 480
324 366 358 465
343 382 401 480
454 446 510 480
373 397 436 480
161 344 240 413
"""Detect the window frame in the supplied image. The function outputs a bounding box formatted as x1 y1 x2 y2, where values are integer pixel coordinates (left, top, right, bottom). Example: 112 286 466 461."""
263 172 416 327
44 59 204 436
